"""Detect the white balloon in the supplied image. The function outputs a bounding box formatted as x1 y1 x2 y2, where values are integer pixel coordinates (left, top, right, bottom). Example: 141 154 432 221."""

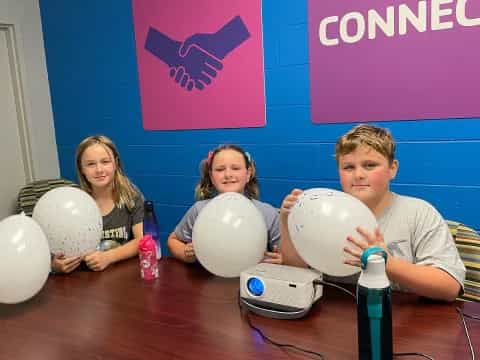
193 192 268 278
0 214 51 304
288 188 378 277
32 187 102 257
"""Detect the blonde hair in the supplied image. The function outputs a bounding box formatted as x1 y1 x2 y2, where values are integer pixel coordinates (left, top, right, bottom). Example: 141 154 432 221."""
335 124 396 165
194 144 260 200
76 135 138 210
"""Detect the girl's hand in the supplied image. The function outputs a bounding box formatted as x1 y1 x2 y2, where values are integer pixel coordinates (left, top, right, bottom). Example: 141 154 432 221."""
51 253 82 274
263 245 282 264
343 226 389 267
84 251 112 271
184 243 196 263
280 189 303 219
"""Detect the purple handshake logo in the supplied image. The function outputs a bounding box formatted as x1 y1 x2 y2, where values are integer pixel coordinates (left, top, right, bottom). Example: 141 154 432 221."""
145 16 250 91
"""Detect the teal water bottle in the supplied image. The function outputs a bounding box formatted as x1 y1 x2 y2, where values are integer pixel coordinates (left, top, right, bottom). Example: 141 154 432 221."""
357 246 392 360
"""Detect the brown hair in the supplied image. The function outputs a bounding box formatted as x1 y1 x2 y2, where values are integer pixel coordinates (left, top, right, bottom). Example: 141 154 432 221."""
335 124 396 165
194 144 260 200
76 135 138 210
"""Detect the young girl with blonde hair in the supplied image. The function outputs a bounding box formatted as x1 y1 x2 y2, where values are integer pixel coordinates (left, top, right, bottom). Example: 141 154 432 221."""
51 135 144 273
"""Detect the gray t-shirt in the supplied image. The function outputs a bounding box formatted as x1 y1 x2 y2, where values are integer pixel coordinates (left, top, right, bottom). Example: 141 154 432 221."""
101 193 144 246
327 193 466 291
174 198 280 250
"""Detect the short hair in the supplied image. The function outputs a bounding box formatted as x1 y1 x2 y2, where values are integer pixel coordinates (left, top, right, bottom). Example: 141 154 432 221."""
76 135 139 210
335 124 396 164
194 144 259 200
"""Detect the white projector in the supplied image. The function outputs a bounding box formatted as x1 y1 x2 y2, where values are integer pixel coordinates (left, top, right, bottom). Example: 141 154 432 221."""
240 263 323 319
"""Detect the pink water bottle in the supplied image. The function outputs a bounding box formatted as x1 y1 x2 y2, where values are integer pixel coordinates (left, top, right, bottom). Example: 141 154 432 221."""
138 235 159 280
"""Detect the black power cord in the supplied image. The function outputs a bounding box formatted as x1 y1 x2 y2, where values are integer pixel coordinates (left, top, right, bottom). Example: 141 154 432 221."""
393 352 434 359
456 307 477 360
313 279 356 300
237 291 325 359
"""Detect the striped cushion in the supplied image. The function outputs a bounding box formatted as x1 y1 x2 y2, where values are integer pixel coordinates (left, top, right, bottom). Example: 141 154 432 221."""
446 220 480 302
17 178 79 217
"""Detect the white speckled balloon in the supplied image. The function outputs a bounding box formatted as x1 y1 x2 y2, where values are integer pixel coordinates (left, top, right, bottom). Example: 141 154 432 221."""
32 187 102 257
288 188 377 277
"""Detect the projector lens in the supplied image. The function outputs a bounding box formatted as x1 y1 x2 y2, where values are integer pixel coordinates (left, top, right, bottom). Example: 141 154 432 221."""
247 277 264 296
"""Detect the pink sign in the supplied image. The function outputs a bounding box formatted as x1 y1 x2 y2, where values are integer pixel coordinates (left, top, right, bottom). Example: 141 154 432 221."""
133 0 265 130
308 0 480 123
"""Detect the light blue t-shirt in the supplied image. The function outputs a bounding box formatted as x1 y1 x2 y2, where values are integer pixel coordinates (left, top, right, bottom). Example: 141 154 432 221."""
174 198 280 251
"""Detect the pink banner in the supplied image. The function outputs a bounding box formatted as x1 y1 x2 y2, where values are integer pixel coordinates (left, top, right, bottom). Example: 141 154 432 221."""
308 0 480 123
133 0 265 130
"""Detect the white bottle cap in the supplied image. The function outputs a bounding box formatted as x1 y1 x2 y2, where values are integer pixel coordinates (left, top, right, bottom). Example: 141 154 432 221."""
358 254 390 289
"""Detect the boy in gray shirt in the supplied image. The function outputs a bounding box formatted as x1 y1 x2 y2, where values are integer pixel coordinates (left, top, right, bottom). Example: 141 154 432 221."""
280 124 465 301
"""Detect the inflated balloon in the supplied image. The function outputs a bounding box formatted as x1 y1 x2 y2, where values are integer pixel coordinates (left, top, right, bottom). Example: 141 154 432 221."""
0 214 50 304
288 188 378 277
32 187 102 257
193 192 268 278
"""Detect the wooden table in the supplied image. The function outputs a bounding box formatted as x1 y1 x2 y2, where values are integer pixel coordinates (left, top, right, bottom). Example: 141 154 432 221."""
1 258 478 359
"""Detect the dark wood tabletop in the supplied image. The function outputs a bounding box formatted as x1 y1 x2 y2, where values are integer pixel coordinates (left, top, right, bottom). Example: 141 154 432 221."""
1 258 478 360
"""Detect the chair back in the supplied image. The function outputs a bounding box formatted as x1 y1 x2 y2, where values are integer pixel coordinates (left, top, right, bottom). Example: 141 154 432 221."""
17 178 79 217
447 220 480 302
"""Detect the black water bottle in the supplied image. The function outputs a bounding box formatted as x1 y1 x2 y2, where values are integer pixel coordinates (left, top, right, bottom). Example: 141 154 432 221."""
143 200 161 260
357 246 392 360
